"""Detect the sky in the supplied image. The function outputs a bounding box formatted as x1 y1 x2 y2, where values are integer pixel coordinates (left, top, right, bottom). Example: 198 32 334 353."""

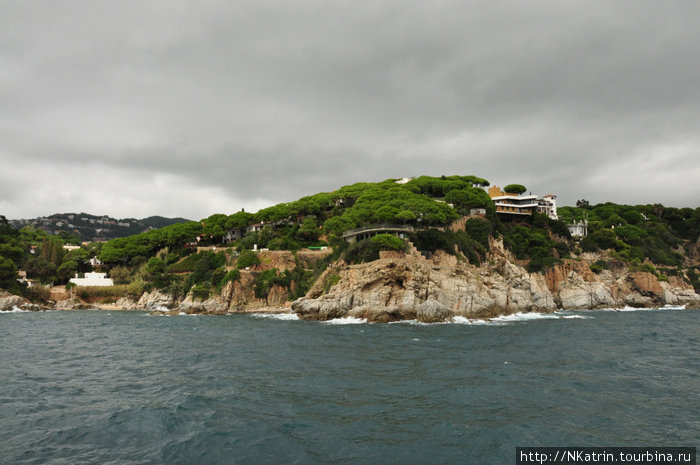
1 0 699 221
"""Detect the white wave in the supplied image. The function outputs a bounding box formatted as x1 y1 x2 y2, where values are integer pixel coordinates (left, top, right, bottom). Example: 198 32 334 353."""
662 304 686 310
452 316 496 325
0 306 29 313
553 311 593 320
153 305 170 311
322 316 367 325
251 312 299 321
490 312 561 322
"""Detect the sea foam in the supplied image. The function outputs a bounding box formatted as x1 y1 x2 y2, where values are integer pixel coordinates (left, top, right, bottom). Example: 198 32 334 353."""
322 316 367 325
0 306 29 314
251 312 300 321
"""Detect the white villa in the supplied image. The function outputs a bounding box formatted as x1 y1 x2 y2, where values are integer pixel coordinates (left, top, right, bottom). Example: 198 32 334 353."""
69 272 114 287
538 194 558 220
488 186 559 221
567 220 588 238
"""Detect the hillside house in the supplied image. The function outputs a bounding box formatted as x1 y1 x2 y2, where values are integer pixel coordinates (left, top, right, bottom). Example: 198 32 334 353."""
538 194 558 220
567 220 588 238
69 272 114 287
488 186 559 220
246 223 267 233
488 186 539 217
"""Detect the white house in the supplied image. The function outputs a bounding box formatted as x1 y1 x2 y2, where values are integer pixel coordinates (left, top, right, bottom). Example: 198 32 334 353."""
69 272 114 287
567 220 588 238
537 194 558 220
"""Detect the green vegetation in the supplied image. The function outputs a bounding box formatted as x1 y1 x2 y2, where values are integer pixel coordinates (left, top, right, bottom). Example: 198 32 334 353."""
370 234 406 251
4 174 700 302
503 184 527 195
560 202 700 267
236 250 260 269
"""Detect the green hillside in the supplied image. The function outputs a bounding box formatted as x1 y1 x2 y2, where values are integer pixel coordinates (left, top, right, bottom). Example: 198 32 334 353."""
2 175 699 301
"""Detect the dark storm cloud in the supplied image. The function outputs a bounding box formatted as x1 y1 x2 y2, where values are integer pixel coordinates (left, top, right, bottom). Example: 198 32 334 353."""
1 0 699 219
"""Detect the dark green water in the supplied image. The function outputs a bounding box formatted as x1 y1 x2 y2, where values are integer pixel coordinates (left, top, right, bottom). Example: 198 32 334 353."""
1 309 698 464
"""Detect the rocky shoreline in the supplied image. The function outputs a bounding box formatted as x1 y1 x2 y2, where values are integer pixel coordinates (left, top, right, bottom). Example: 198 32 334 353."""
3 240 699 321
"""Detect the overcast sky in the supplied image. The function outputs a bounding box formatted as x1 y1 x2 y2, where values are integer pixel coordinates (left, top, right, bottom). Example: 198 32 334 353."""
1 0 699 220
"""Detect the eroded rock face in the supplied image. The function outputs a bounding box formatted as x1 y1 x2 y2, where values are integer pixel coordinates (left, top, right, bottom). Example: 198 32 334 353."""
291 251 700 322
292 253 559 322
176 298 228 315
137 290 175 310
0 293 27 310
629 272 663 297
416 300 453 323
54 298 90 310
115 297 138 310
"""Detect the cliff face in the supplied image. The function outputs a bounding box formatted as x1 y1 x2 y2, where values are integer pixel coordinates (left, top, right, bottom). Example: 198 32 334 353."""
291 246 700 322
57 243 698 320
292 251 556 322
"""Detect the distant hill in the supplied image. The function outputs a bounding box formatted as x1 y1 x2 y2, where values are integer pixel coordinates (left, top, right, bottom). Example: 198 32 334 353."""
8 213 191 242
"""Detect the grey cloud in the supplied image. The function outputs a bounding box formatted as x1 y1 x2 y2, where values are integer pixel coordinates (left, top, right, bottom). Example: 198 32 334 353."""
1 0 699 220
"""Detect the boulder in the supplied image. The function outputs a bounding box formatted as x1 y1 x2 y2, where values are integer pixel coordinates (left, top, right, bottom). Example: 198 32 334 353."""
416 300 453 323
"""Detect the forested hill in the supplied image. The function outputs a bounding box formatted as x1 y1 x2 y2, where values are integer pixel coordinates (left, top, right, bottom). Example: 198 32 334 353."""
2 175 700 300
9 213 190 243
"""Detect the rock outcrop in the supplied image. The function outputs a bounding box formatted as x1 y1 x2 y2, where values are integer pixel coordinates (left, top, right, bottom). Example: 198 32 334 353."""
137 290 175 310
0 292 43 311
292 251 560 322
291 250 700 322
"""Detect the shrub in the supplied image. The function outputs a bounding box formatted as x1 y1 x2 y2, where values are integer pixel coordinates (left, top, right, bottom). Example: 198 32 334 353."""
236 249 260 269
190 284 210 301
73 285 129 300
589 260 608 274
370 234 406 251
218 269 241 291
27 285 50 302
253 269 287 298
323 273 341 294
166 254 201 273
109 266 132 284
343 239 380 264
126 279 147 298
464 218 491 249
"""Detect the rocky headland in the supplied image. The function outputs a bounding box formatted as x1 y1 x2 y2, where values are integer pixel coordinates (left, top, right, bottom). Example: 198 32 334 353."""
291 239 700 322
6 241 698 322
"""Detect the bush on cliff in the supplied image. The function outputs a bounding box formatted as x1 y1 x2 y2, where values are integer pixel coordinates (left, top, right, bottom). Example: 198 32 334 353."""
236 250 260 269
343 239 380 264
370 234 406 251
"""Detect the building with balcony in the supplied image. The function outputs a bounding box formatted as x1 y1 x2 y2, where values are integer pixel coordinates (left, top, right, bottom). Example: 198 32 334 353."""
538 194 558 220
488 186 539 217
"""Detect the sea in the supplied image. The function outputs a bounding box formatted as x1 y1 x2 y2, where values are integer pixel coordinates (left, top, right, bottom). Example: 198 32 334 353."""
1 307 698 464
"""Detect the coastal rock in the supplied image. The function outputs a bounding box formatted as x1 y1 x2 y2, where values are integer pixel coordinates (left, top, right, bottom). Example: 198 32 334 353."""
292 255 558 321
137 290 175 310
660 283 700 306
176 298 228 315
115 297 138 310
222 272 290 312
54 298 90 310
557 275 616 309
628 272 663 297
0 293 27 311
347 305 416 323
416 300 453 323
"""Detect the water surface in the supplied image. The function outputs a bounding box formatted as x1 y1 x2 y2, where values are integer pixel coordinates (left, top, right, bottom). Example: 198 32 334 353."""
1 308 698 464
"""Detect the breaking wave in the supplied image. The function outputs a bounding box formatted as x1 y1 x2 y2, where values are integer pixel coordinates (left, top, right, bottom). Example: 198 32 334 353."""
251 312 299 321
322 316 367 325
0 306 29 314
